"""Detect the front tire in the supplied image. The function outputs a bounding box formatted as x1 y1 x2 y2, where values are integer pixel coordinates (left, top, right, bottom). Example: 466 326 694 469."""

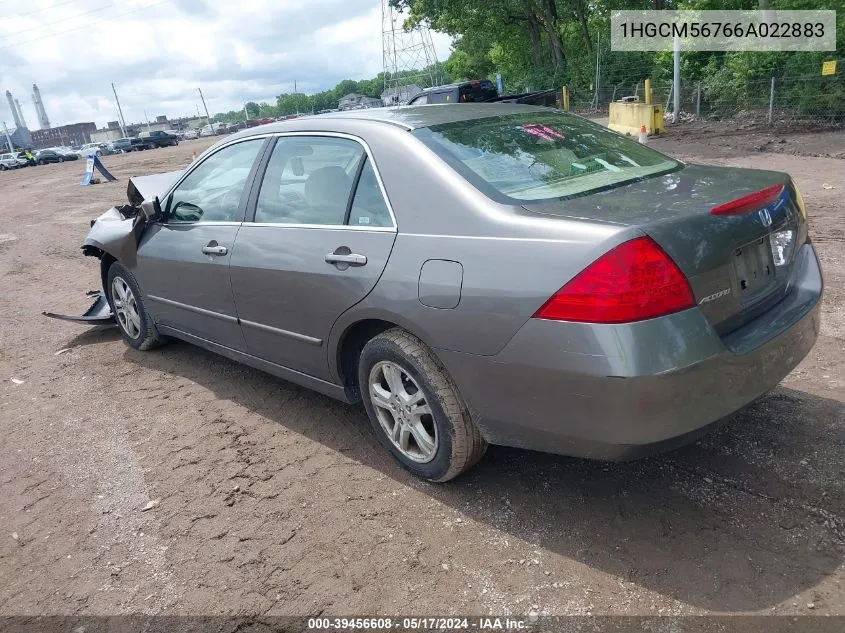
358 328 487 482
106 262 165 351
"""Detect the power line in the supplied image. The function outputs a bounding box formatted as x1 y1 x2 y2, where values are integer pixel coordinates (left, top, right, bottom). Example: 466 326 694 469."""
0 0 173 51
4 0 81 21
2 0 147 42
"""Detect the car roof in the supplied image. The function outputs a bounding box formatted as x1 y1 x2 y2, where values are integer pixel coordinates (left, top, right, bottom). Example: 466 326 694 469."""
229 103 553 137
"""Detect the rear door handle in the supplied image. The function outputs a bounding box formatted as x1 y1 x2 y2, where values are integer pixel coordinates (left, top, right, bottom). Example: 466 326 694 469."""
202 240 228 256
325 253 367 266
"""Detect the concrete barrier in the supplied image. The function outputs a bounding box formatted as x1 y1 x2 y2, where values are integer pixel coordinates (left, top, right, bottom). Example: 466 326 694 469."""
608 102 666 137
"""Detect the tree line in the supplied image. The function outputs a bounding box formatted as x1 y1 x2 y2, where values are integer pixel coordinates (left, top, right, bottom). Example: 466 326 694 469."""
213 0 844 123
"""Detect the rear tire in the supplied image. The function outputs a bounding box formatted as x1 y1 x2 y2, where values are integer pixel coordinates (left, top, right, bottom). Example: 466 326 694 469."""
358 328 487 482
106 262 165 351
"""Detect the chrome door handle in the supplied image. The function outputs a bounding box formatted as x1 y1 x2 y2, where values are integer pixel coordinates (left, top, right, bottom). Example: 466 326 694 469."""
202 241 228 256
325 253 367 266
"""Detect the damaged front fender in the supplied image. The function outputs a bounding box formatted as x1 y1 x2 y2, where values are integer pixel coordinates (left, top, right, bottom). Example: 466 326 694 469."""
83 169 184 267
44 169 184 326
82 206 146 269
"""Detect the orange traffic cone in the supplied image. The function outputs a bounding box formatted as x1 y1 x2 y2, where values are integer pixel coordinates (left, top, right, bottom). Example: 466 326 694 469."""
638 125 647 144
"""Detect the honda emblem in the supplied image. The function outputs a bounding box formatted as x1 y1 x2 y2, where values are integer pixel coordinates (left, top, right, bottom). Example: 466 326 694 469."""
758 208 772 227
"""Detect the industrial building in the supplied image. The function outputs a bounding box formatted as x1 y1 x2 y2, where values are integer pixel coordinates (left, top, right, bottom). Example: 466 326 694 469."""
30 122 96 148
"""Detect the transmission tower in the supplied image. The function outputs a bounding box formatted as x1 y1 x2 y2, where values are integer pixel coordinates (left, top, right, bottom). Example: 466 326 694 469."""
381 0 442 105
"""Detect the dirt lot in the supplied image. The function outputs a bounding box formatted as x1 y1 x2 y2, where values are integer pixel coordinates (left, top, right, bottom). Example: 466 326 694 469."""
1 129 844 619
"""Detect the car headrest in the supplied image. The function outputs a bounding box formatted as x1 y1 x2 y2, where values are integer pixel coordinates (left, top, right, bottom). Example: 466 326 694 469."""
304 166 352 210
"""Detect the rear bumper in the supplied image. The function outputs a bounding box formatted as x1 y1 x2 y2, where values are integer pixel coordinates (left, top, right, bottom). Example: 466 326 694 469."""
438 243 823 459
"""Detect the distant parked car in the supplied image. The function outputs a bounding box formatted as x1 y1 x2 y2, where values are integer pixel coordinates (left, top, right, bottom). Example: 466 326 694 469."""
33 149 63 165
180 129 199 140
49 147 79 161
199 123 229 137
130 137 154 151
139 130 179 148
78 142 110 157
111 138 133 153
0 152 28 170
408 80 499 105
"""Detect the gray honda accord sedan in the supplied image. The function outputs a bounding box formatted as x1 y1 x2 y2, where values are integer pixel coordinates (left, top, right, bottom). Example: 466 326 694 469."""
48 104 822 481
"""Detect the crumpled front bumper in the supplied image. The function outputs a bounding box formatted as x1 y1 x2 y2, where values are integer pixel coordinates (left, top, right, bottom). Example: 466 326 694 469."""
42 290 115 325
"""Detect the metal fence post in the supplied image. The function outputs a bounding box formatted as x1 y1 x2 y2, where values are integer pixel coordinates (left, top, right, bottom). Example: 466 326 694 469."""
673 35 681 122
768 77 775 124
696 82 701 118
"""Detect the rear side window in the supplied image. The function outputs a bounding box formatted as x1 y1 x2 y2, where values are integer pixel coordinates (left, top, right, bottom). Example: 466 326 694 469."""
254 136 393 228
414 111 680 202
255 136 363 225
348 159 392 227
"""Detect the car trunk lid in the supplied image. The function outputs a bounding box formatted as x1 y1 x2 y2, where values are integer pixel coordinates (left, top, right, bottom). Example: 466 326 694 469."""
522 164 807 335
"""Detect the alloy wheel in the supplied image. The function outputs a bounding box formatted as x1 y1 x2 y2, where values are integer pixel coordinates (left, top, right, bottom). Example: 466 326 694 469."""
111 276 142 339
369 361 437 463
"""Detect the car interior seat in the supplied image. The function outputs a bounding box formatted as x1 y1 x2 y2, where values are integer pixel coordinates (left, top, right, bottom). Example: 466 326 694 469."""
302 166 352 225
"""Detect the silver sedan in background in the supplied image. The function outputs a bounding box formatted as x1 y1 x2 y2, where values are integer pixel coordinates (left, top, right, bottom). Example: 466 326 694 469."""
50 104 822 481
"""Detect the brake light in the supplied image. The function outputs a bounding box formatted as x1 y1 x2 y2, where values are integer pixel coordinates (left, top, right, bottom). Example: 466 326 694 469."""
532 237 695 324
710 184 784 216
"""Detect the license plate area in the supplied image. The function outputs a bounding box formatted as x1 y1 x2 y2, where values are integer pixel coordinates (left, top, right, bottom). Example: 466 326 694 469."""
734 236 775 301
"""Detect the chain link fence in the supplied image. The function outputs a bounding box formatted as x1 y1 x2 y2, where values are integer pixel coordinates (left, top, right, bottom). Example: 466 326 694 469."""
562 58 844 126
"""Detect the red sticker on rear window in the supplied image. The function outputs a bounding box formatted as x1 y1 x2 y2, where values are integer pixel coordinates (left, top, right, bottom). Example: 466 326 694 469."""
521 124 565 141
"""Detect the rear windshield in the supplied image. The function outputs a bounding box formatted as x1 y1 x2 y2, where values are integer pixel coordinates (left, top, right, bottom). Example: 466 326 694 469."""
414 111 680 202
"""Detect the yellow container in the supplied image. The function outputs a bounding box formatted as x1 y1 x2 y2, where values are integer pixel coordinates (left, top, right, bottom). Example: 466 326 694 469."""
608 102 665 137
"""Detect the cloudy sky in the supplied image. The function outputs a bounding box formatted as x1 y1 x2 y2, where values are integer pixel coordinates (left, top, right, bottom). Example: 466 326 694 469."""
0 0 453 130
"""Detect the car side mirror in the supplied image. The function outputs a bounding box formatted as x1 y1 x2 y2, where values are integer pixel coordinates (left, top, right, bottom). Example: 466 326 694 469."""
140 196 162 222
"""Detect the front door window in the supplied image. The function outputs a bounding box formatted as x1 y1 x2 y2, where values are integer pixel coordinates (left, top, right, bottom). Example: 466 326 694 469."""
167 139 265 223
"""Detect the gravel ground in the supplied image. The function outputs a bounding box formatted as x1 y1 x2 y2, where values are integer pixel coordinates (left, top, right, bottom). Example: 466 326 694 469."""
0 128 843 619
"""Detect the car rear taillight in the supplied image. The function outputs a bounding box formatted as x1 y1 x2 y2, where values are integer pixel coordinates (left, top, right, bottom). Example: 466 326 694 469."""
532 236 695 324
710 184 784 216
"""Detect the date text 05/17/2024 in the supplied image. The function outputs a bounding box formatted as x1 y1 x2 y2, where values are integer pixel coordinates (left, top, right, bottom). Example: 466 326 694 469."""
306 617 531 630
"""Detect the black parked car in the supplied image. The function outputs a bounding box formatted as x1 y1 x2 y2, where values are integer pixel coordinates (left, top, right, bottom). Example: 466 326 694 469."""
407 80 559 108
33 149 62 165
139 130 178 148
129 137 153 151
408 80 499 104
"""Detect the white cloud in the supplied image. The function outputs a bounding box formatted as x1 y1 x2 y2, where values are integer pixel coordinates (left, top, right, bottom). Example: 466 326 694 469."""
0 0 454 129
